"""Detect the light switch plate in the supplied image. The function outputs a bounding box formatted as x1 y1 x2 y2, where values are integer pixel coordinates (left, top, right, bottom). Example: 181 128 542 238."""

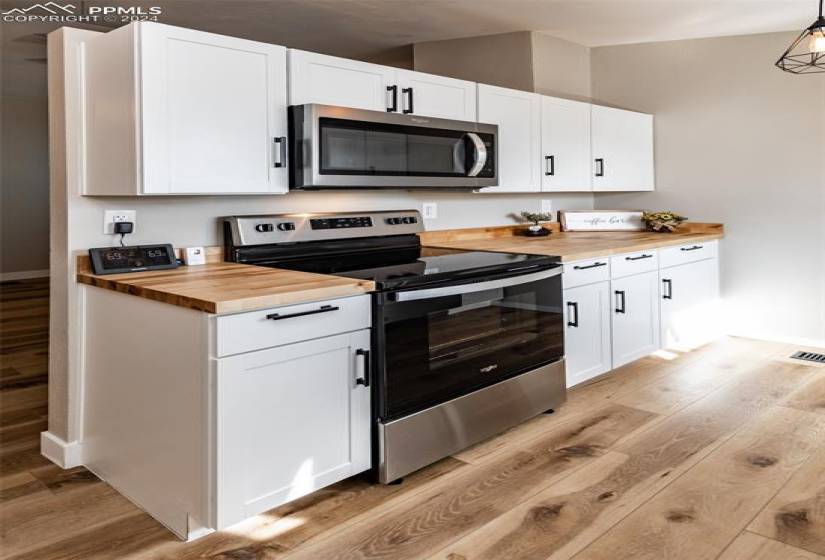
541 199 553 214
422 202 438 220
103 210 136 235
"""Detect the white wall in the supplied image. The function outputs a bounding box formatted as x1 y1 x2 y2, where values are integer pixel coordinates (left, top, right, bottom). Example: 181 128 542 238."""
72 191 592 252
1 88 50 276
591 31 825 346
531 32 591 102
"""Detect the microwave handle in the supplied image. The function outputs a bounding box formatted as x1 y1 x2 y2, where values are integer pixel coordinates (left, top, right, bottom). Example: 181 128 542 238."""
466 132 488 177
393 267 561 302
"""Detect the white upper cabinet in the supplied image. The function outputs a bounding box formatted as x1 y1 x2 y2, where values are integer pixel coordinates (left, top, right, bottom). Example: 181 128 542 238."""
477 84 542 192
288 50 396 111
83 22 289 195
395 69 477 121
540 96 592 192
289 52 476 120
591 105 655 192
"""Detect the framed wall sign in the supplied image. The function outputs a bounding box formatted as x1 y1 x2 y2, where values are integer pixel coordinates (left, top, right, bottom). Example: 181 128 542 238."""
559 210 645 232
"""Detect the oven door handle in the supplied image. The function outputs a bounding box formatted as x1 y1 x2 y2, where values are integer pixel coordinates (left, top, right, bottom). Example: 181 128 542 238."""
393 267 561 302
466 132 487 177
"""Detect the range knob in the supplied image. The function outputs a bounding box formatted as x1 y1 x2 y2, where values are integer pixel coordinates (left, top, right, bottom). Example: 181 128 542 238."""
385 217 401 225
402 216 417 224
255 223 274 233
277 222 296 231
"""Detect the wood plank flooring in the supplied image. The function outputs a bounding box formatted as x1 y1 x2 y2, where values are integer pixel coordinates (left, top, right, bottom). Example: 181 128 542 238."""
3 277 825 559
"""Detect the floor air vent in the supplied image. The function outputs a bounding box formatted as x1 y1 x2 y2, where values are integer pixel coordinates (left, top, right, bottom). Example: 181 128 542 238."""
790 351 825 364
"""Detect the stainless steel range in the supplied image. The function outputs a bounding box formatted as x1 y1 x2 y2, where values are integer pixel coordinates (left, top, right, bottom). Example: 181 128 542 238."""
222 210 566 483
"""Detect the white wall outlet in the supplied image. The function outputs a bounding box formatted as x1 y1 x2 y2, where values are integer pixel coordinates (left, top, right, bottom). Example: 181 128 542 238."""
103 210 136 235
183 246 206 266
422 202 438 220
541 199 553 214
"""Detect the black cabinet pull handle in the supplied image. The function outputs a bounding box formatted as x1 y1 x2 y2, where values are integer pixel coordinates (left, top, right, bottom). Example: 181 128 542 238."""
544 155 555 176
566 301 579 327
356 348 371 387
402 87 414 114
625 254 653 261
680 245 703 252
595 158 604 177
266 304 339 321
273 136 287 168
573 262 607 270
386 85 398 112
662 279 673 300
615 290 626 314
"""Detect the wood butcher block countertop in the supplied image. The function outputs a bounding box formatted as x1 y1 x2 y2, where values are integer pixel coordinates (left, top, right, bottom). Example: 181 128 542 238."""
419 222 724 262
77 261 375 314
76 222 721 314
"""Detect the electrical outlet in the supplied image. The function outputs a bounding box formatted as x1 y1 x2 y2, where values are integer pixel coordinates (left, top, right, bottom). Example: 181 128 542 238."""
541 199 553 214
103 210 136 235
422 202 438 220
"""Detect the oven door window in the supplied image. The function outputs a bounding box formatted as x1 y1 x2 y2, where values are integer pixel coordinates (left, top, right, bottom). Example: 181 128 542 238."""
318 117 470 177
381 273 564 421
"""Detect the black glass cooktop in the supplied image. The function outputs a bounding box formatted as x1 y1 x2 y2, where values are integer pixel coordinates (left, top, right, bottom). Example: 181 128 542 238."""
262 245 560 291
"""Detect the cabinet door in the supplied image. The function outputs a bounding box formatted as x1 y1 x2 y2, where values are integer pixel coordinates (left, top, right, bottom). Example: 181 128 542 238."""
660 258 720 350
395 69 477 121
541 96 592 192
477 84 542 192
564 282 612 387
140 23 288 194
215 330 371 529
591 105 654 192
288 49 395 111
611 271 661 368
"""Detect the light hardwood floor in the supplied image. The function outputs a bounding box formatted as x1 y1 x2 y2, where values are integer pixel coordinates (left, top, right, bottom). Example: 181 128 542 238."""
3 277 825 559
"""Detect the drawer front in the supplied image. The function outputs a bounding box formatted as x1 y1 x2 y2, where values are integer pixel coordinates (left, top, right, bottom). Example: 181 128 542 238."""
563 258 610 288
610 250 659 279
216 295 371 357
659 240 718 268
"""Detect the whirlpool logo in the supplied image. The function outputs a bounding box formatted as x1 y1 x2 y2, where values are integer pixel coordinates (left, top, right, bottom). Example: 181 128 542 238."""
479 364 499 373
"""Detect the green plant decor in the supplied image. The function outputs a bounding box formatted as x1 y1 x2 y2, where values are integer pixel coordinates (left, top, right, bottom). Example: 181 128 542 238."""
642 211 688 233
513 211 554 237
518 211 554 226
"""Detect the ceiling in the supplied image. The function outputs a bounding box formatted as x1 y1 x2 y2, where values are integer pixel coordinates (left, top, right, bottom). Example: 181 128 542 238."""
1 0 818 97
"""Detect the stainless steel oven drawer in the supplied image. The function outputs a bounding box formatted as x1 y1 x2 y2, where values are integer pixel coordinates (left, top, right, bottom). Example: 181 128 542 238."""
378 359 566 483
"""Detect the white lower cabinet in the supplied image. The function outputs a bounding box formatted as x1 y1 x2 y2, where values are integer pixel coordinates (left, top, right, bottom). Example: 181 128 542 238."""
215 328 371 529
563 281 612 387
660 257 721 350
611 271 661 368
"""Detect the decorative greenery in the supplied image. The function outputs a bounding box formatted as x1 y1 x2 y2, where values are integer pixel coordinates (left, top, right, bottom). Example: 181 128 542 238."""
642 211 688 233
516 211 554 226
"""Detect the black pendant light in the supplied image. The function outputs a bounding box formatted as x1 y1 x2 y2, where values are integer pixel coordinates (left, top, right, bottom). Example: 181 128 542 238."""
776 0 825 73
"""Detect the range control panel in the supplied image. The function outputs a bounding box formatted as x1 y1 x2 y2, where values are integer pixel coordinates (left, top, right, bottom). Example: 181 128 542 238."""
311 216 373 230
223 210 424 247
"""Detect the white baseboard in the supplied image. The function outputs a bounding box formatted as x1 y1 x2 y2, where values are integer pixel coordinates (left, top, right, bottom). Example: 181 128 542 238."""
728 331 825 351
0 269 49 281
40 431 83 468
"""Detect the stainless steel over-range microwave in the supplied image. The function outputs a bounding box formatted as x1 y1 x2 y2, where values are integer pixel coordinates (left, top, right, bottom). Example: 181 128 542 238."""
288 104 498 189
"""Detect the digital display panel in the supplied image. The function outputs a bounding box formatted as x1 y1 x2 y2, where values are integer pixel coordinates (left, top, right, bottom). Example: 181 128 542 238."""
310 216 373 230
89 245 178 275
